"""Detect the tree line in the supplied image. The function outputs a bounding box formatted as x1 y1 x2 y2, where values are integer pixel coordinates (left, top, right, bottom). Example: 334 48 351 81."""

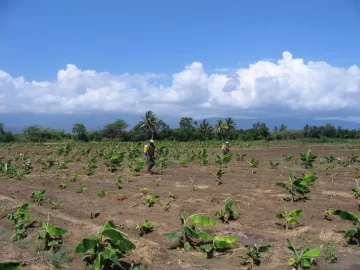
0 111 359 143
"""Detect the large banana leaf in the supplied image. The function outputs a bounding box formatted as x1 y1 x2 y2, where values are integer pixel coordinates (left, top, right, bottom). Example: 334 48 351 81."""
188 214 218 226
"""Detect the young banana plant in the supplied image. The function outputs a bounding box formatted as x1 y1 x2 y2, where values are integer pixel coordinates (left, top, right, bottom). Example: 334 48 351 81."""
286 239 322 270
326 209 360 245
240 244 272 270
275 199 304 231
215 197 240 223
163 213 238 258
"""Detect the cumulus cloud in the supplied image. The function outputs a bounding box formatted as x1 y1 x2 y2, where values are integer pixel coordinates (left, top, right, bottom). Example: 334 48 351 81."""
0 51 359 119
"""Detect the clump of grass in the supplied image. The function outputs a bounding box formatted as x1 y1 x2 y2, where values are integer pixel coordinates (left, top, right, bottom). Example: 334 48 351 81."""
42 249 73 269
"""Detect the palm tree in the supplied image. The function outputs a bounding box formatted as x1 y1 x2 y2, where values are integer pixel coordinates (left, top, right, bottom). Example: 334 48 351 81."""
215 119 228 140
198 119 213 140
139 110 159 139
224 117 236 138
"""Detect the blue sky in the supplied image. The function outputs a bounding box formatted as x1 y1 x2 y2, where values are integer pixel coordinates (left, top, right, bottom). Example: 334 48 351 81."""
0 0 360 126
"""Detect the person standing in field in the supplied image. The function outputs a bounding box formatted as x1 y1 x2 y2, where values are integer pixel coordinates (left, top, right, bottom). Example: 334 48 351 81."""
145 139 156 174
221 142 230 155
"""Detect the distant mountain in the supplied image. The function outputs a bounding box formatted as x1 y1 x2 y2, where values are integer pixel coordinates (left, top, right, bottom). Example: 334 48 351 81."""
0 112 359 134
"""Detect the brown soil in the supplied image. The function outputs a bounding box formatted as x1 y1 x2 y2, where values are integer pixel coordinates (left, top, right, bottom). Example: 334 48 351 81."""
1 143 360 270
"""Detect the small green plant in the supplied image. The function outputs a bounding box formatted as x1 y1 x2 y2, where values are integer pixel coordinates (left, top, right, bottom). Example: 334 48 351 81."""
300 149 317 169
269 160 280 169
283 154 293 161
115 175 122 189
97 188 108 198
215 153 232 167
75 220 136 269
337 157 350 167
30 189 47 205
38 216 68 251
68 173 80 182
324 242 338 264
275 199 303 231
138 187 149 196
215 197 239 223
129 159 146 175
117 192 127 201
142 195 160 207
48 198 62 209
326 209 360 245
212 168 225 185
324 153 335 164
286 239 322 270
236 153 246 161
240 244 272 270
163 213 237 258
59 181 68 189
276 173 317 202
136 219 153 237
7 203 34 241
247 158 259 174
75 184 86 193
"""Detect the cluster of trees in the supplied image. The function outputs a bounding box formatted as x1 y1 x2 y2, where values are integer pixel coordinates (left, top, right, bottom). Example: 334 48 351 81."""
1 111 360 143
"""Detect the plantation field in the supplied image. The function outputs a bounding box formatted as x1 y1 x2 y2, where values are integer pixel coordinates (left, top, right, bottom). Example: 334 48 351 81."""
1 141 360 270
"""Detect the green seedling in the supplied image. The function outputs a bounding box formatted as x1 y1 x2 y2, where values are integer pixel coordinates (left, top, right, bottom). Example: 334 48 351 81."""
275 199 303 231
300 149 317 169
30 189 46 206
68 173 80 182
236 153 246 161
163 213 237 258
142 195 160 207
97 188 107 198
348 152 359 164
269 160 279 169
198 149 208 166
215 197 239 223
156 156 167 174
75 220 135 269
324 242 338 264
115 175 122 189
276 172 317 202
39 215 68 251
325 171 340 184
337 157 350 168
7 203 34 241
215 153 232 167
247 158 259 174
129 159 146 175
324 152 335 164
283 154 293 161
48 198 62 209
326 209 360 245
116 192 127 201
59 181 68 189
286 239 322 270
240 244 272 270
75 184 86 194
155 177 161 186
212 168 225 185
138 187 149 196
136 219 153 237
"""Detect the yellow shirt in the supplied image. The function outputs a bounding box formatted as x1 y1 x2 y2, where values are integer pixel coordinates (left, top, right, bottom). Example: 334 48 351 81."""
144 144 148 153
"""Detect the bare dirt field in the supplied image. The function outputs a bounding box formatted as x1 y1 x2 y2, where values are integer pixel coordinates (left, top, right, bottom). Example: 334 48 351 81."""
1 143 360 270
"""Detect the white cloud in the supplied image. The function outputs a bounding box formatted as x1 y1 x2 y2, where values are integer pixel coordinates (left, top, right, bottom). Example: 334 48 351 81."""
0 51 359 119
